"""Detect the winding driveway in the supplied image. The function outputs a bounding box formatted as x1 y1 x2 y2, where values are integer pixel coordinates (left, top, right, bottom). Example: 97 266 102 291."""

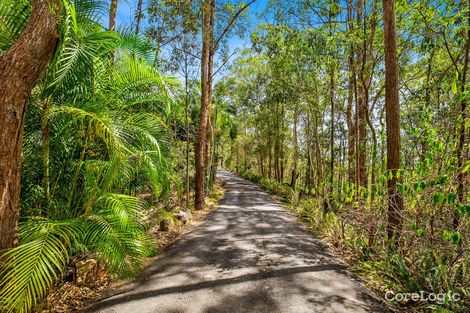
89 170 386 313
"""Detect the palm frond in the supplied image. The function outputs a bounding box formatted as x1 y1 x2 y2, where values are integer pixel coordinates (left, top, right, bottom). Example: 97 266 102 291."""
0 0 31 53
0 219 82 313
116 33 156 64
43 2 119 96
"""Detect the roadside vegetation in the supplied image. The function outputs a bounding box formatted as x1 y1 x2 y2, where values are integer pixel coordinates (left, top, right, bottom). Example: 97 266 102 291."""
208 1 469 311
0 0 468 312
239 170 469 312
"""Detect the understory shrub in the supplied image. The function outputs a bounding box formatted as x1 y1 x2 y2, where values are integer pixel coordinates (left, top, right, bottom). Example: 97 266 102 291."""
239 170 469 312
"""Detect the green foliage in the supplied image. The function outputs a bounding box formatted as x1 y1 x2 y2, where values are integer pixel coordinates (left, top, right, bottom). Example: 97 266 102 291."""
0 220 78 313
0 1 181 312
220 0 470 311
443 231 461 245
240 168 470 312
0 0 31 52
2 0 470 312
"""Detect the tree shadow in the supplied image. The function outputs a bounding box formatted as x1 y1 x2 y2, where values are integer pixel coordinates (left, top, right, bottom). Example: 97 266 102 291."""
89 264 346 312
87 170 386 313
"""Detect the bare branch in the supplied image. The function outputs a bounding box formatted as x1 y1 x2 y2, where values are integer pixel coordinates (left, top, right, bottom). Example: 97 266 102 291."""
214 0 257 51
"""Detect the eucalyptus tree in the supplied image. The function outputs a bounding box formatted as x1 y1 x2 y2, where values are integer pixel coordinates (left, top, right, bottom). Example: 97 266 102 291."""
170 35 201 208
195 0 256 210
218 51 266 171
110 0 119 30
146 0 200 50
383 0 403 242
418 0 470 230
252 25 308 188
216 1 470 310
147 0 201 208
145 0 257 210
0 0 61 250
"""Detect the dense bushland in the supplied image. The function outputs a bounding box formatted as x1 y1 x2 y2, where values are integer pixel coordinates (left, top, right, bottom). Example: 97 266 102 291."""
0 1 182 312
239 169 469 312
0 0 249 311
215 0 470 311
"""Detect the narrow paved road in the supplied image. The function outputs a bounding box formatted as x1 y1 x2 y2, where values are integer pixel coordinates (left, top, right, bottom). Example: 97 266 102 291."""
90 170 386 313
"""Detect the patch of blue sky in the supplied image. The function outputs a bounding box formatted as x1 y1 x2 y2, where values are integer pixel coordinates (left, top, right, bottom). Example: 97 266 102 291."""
111 1 270 80
114 0 270 47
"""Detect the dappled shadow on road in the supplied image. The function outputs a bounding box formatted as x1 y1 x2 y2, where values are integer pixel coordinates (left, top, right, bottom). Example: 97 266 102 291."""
203 288 279 313
134 172 336 280
88 170 386 313
89 264 346 311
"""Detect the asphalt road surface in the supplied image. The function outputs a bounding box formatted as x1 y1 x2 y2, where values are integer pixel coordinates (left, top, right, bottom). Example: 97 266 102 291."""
89 170 386 313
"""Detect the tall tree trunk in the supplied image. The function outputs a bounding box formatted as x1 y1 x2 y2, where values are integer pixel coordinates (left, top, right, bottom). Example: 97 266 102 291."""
236 140 239 172
243 142 247 171
205 0 216 189
268 131 272 179
366 113 378 198
419 51 434 162
329 67 335 197
354 55 360 194
347 0 356 184
259 149 265 176
184 57 190 209
455 21 469 229
0 0 59 250
274 102 280 181
313 110 323 194
383 0 404 242
195 0 216 209
357 77 367 189
365 0 379 197
305 109 313 193
328 5 336 203
356 0 368 189
195 0 213 210
280 103 285 182
135 0 143 35
291 102 299 189
209 109 218 185
109 0 118 30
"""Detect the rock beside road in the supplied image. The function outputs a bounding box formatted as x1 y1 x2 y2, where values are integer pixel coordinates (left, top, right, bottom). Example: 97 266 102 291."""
175 210 192 225
159 217 173 231
90 170 386 313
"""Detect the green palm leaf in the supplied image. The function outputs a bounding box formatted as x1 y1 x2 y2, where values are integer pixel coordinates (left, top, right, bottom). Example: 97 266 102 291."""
0 219 82 313
0 0 31 52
